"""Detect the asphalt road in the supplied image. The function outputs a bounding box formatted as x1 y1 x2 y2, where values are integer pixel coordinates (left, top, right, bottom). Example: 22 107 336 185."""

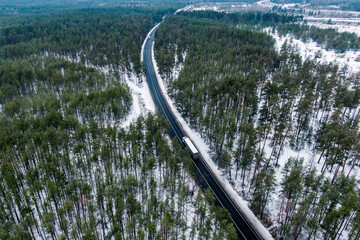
143 26 264 240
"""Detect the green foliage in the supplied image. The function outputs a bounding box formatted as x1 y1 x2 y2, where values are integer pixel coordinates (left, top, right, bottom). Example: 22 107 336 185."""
0 108 231 238
251 169 276 220
155 13 276 164
178 10 300 27
0 6 237 239
0 7 166 74
155 10 360 239
0 57 132 125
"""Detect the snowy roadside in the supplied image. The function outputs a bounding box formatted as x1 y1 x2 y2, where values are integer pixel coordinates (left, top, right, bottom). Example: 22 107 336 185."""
91 64 156 129
118 71 156 129
147 6 360 239
140 16 218 239
150 29 274 240
85 67 156 129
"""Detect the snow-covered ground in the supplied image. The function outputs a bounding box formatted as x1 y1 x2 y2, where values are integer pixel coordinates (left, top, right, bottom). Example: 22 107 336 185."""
147 4 360 238
266 28 360 76
257 0 360 17
119 72 156 128
83 63 156 129
56 52 157 129
191 6 222 12
157 4 360 237
304 16 360 39
258 26 360 238
256 0 301 9
307 22 360 37
305 17 360 24
150 24 274 239
175 5 193 15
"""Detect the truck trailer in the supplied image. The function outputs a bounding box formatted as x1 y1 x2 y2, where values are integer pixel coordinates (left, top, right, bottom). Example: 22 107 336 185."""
182 136 199 159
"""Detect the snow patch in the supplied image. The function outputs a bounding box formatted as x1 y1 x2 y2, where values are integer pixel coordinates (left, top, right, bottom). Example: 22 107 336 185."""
175 5 193 15
267 28 360 76
119 71 156 129
307 22 360 37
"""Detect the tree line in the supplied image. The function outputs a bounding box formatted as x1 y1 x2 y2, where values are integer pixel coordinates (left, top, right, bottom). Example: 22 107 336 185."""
276 23 360 52
0 7 170 74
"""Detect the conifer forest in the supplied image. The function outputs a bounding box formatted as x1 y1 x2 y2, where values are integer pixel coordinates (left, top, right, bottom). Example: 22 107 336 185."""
155 11 360 240
0 6 237 240
1 1 360 240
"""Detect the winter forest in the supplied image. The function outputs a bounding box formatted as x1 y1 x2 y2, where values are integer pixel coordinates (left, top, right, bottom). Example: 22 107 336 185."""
154 11 360 239
0 7 238 240
1 1 360 240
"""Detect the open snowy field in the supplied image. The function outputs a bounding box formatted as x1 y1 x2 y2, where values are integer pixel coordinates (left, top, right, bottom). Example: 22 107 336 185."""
307 22 360 37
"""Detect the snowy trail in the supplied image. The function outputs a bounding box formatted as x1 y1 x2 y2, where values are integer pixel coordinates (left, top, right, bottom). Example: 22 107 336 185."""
114 32 161 129
119 72 156 129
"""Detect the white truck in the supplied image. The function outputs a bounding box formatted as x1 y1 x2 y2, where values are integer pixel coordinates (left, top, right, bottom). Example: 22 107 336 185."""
182 136 199 159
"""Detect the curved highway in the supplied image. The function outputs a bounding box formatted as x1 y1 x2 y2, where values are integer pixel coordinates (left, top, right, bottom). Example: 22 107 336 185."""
143 25 267 240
